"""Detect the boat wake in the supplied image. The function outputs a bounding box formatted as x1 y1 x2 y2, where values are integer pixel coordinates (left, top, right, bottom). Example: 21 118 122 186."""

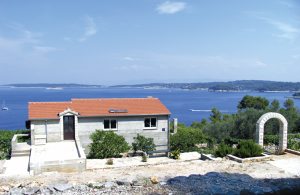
189 109 229 112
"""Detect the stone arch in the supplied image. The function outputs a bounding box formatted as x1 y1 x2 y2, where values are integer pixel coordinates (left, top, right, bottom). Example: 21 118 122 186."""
256 112 288 154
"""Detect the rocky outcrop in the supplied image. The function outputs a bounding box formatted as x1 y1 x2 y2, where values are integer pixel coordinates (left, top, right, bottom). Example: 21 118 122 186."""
0 174 300 195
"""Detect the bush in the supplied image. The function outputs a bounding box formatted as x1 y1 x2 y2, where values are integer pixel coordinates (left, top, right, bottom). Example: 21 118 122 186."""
0 130 30 160
170 124 205 152
88 130 130 159
288 139 300 151
215 143 233 157
141 154 148 162
264 135 279 145
132 134 156 153
234 140 263 158
170 149 180 160
106 158 113 165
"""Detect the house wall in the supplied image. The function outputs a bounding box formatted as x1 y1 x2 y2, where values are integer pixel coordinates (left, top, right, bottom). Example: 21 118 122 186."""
77 115 169 155
31 119 61 143
31 115 169 155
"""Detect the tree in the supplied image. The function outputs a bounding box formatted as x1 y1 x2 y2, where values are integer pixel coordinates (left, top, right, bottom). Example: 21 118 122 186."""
237 95 269 110
88 130 130 159
204 113 236 143
170 124 205 152
233 108 265 139
284 99 295 110
280 99 299 132
210 107 222 123
269 100 280 112
191 119 207 129
132 134 156 153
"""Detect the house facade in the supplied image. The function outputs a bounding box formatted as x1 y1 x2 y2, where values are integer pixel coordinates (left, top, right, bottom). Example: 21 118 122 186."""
28 97 171 155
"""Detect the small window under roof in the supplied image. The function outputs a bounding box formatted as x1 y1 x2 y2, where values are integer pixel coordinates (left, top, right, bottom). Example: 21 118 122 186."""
109 108 128 113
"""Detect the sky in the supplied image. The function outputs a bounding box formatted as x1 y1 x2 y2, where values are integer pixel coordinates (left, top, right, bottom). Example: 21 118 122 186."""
0 0 299 85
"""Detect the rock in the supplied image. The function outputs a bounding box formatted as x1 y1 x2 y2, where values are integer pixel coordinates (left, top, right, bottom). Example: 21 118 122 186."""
23 187 39 195
159 181 167 186
39 186 52 194
92 182 104 189
53 183 73 192
104 181 117 188
150 176 159 184
167 176 187 185
132 179 144 187
27 181 40 188
262 187 273 193
116 180 132 186
74 184 89 191
9 187 23 195
0 185 10 192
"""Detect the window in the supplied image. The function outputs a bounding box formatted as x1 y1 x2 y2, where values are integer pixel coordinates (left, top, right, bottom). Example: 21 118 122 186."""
144 117 157 128
104 119 117 130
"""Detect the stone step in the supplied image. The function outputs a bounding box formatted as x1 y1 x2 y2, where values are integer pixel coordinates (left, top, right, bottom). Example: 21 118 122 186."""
11 150 30 157
12 149 30 153
11 152 30 157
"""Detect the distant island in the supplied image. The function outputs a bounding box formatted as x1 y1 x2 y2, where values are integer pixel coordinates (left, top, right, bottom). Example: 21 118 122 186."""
2 80 300 92
2 83 103 88
112 80 300 92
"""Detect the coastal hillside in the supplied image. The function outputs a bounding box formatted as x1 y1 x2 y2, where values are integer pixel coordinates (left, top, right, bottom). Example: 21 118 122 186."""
2 80 300 92
112 80 300 92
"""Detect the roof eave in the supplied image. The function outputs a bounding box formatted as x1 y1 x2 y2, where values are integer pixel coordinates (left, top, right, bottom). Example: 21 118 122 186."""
29 113 171 120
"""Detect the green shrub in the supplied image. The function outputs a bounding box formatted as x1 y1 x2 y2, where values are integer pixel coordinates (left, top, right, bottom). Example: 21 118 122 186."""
264 135 279 145
88 130 130 159
223 137 239 146
106 158 113 165
288 139 300 151
132 134 156 153
170 149 180 160
198 147 216 154
141 154 148 162
234 140 263 158
170 125 205 152
0 130 30 160
215 143 233 157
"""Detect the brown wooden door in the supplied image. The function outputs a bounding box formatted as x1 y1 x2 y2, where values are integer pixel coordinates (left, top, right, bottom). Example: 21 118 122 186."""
63 116 75 140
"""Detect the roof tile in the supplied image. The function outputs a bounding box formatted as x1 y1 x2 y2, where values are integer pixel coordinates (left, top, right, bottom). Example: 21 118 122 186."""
28 98 170 119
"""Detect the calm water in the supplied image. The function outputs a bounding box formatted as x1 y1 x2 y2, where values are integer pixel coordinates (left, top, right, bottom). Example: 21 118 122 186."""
0 87 299 130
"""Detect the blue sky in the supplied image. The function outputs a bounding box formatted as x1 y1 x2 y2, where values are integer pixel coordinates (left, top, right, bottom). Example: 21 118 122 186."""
0 0 299 85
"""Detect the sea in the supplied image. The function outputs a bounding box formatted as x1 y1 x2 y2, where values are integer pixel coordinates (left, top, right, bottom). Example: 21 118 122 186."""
0 87 299 130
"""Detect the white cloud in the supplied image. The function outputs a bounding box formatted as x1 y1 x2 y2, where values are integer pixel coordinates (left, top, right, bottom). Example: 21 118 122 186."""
0 25 59 66
34 46 59 53
292 54 300 59
79 16 97 42
278 0 294 8
254 59 268 67
156 1 186 14
123 56 137 61
256 16 300 41
63 37 72 42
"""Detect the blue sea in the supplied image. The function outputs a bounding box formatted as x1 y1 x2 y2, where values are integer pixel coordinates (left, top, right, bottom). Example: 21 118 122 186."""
0 87 299 130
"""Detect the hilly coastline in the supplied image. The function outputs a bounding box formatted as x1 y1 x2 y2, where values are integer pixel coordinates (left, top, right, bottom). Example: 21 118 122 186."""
112 80 300 92
2 80 300 92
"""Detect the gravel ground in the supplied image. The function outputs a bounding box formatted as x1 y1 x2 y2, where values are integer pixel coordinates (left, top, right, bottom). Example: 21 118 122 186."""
0 152 300 194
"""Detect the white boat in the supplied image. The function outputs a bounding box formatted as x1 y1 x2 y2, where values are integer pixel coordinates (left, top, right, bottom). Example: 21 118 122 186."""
2 101 8 111
46 87 63 90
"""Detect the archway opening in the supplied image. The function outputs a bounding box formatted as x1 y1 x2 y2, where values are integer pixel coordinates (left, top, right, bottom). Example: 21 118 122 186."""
256 112 288 155
264 118 281 154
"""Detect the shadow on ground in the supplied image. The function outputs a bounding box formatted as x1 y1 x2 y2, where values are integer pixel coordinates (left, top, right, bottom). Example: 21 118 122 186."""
166 172 300 195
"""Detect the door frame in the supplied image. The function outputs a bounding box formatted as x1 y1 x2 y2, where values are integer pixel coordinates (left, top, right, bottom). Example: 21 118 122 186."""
63 115 75 140
59 108 79 141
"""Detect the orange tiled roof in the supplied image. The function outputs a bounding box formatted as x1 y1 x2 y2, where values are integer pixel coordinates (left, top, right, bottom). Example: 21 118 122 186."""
28 97 171 119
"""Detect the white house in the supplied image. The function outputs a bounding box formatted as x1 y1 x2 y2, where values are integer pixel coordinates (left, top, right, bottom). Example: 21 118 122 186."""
24 97 171 174
28 97 171 153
